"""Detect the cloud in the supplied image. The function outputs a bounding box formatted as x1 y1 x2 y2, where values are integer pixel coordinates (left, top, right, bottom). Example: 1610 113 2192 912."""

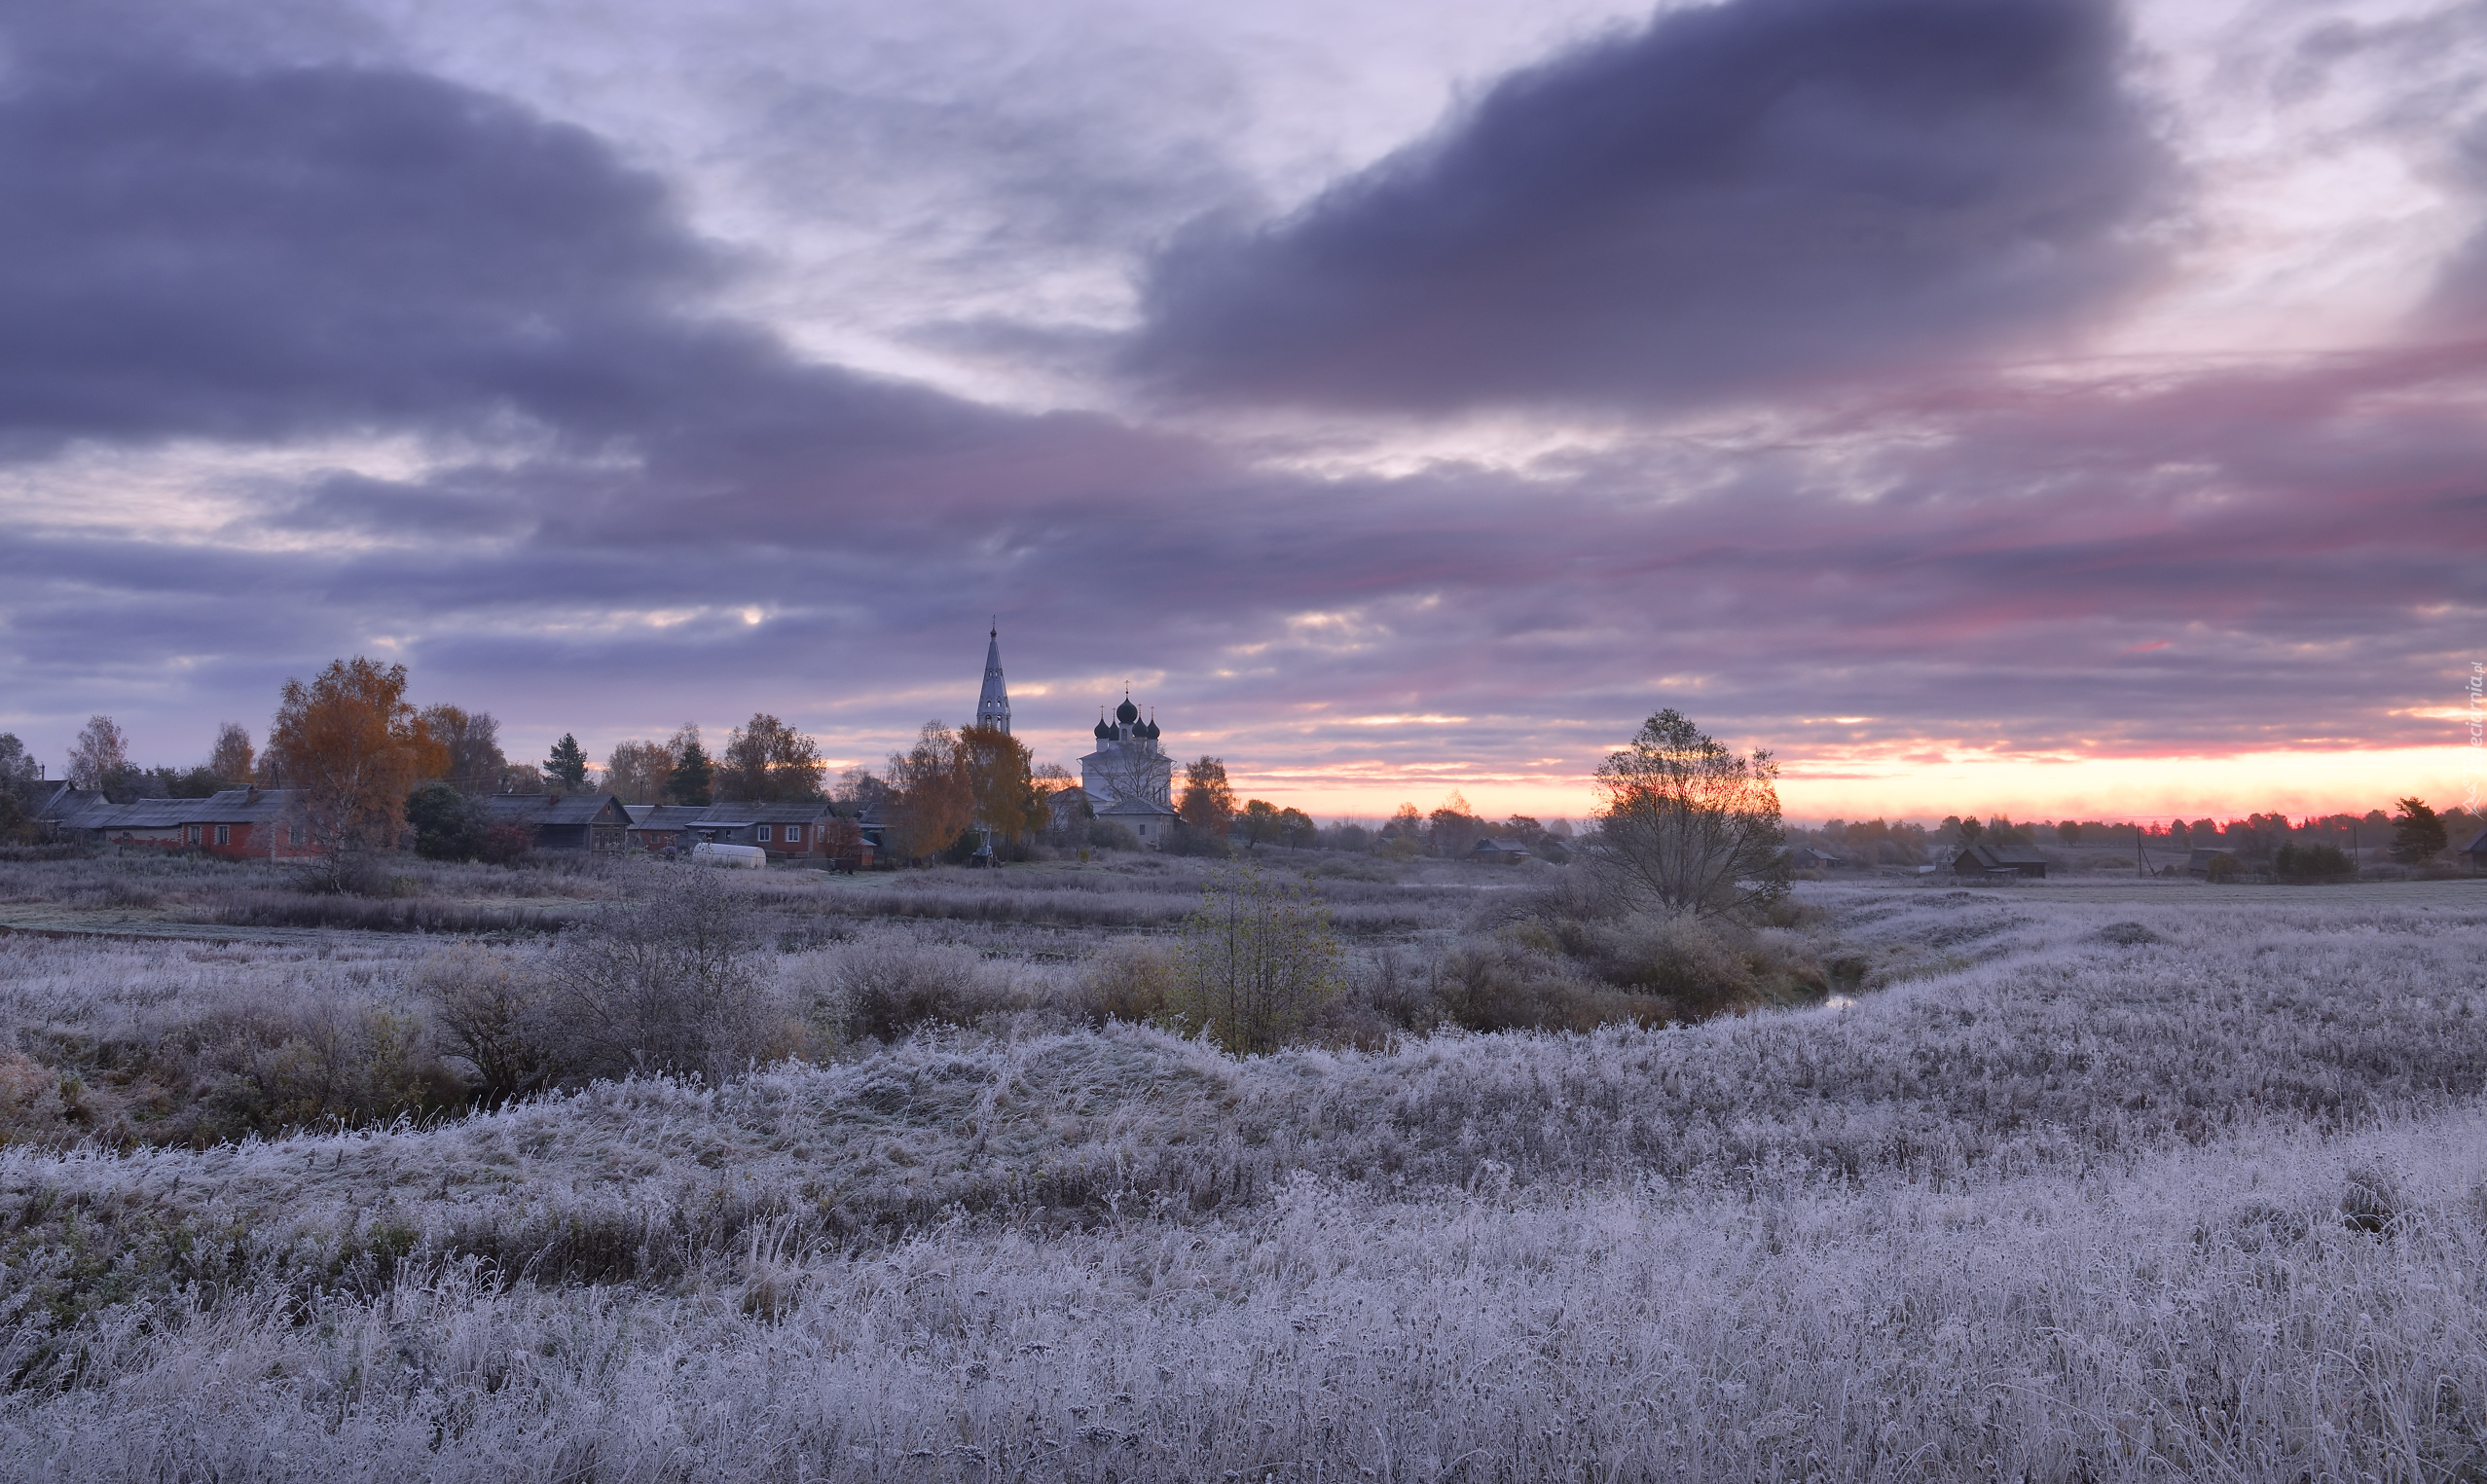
1127 0 2174 412
0 5 1026 468
0 0 2476 821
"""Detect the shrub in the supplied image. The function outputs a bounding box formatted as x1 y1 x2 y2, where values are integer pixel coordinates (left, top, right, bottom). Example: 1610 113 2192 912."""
823 935 1006 1042
535 870 787 1081
1086 820 1141 852
1074 939 1175 1026
416 945 563 1105
2274 841 2353 883
1167 866 1343 1054
2205 851 2242 883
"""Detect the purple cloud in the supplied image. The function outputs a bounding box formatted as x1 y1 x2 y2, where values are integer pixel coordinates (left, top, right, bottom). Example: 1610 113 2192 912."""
1128 0 2174 411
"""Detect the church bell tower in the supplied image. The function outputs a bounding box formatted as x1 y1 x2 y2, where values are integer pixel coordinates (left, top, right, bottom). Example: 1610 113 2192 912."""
976 622 1011 735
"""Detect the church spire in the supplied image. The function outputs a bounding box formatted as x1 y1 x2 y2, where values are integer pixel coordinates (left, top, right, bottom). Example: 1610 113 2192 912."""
976 620 1011 735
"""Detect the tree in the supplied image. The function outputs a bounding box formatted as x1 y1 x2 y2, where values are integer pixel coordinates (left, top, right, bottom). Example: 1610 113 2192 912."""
837 763 890 816
1240 799 1282 847
1029 762 1078 837
2274 841 2352 883
67 715 128 789
2055 819 2083 846
603 738 676 805
0 734 37 788
419 706 507 795
2391 797 2448 865
207 723 255 785
665 724 714 805
269 657 430 875
1429 791 1482 859
1277 806 1318 850
719 713 824 802
545 733 592 790
885 722 972 864
1168 866 1343 1055
959 724 1040 843
406 780 482 860
1179 756 1236 835
1590 708 1786 919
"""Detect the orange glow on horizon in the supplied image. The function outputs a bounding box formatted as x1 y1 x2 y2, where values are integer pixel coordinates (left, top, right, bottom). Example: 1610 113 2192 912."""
1218 744 2482 826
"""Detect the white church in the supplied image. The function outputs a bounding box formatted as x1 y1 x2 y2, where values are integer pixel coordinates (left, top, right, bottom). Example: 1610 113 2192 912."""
977 628 1181 848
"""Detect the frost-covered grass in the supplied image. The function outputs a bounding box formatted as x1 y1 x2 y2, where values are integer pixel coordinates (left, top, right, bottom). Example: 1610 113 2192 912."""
0 883 2483 1479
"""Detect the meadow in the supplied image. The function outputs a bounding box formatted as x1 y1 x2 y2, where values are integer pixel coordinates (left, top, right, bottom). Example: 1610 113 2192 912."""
0 851 2482 1480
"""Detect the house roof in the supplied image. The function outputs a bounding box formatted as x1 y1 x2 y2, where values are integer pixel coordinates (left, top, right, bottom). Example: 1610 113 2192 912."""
1470 838 1530 853
47 787 299 831
1957 842 2048 868
690 800 839 826
2464 826 2487 854
479 792 629 826
628 804 713 830
1094 796 1178 818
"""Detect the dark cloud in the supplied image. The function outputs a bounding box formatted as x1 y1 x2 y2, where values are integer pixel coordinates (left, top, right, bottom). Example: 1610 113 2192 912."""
0 5 1020 468
1127 0 2173 411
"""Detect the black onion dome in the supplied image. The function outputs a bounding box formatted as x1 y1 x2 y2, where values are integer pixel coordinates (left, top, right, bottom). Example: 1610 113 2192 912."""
1115 698 1140 725
1139 720 1159 740
1093 716 1114 740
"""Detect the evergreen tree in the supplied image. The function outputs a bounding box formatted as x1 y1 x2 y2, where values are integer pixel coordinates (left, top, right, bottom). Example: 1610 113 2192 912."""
545 734 590 790
666 733 714 805
2390 797 2447 865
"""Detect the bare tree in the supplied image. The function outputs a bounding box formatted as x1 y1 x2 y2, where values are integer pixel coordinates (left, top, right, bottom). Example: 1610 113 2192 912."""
207 723 255 785
603 738 677 805
419 706 508 796
719 713 825 802
67 715 128 789
1589 708 1787 920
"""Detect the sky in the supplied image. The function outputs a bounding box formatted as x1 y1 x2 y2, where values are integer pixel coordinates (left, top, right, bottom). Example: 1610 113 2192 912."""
1 0 2483 824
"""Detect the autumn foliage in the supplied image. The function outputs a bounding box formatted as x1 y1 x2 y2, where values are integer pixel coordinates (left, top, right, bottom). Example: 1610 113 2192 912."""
269 657 442 866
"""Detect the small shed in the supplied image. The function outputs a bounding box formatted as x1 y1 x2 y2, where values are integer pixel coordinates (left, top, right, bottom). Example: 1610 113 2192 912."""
1467 837 1532 865
478 792 631 852
1951 842 2049 879
1785 847 1843 872
2461 826 2487 873
2184 848 2240 878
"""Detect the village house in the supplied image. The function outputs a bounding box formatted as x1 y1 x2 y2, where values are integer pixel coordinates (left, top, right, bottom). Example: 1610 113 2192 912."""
36 786 321 859
1951 841 2049 879
622 803 711 855
2461 826 2487 872
1467 837 1532 865
678 800 865 864
477 792 632 853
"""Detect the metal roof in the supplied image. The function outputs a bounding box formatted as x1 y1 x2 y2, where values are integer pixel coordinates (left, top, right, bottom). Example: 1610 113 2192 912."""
479 792 629 826
46 787 298 831
689 800 840 826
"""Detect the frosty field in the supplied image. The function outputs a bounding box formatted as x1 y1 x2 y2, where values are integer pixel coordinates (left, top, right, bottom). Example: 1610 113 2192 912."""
2 872 2484 1481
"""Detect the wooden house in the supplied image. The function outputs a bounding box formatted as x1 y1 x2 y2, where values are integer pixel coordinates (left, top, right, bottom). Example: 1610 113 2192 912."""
1950 842 2049 879
477 792 631 852
38 787 320 858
